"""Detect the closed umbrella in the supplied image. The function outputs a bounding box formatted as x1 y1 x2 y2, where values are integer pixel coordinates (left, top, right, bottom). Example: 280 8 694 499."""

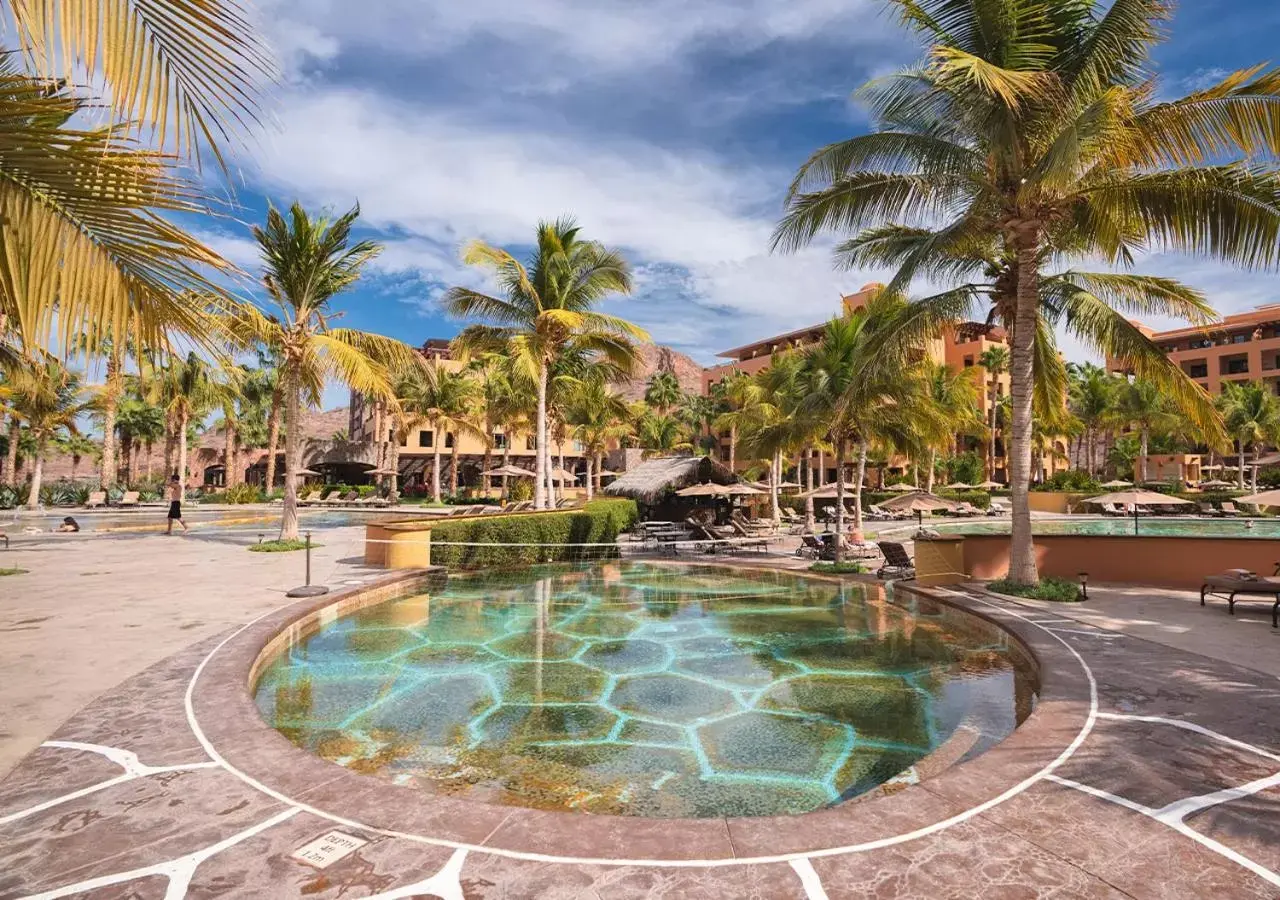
1084 489 1193 534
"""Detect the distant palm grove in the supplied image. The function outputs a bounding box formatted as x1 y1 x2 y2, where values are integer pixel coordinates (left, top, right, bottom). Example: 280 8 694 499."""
4 0 1280 581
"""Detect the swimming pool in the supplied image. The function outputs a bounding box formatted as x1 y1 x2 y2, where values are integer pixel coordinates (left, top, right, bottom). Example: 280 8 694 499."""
253 562 1037 818
932 516 1280 538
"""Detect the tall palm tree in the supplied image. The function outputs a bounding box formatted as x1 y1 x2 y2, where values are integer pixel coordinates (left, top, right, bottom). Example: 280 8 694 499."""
977 346 1010 482
644 371 684 416
446 218 648 509
1068 363 1117 475
9 360 90 509
229 203 416 540
1114 378 1179 483
1217 382 1280 491
921 361 983 492
564 379 631 500
635 411 692 455
397 361 485 503
774 1 1277 583
152 352 218 487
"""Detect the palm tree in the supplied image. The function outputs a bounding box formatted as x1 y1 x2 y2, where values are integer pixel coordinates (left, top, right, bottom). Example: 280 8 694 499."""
230 203 416 540
644 371 684 416
564 379 631 500
1114 379 1180 484
921 361 983 492
445 218 648 509
774 2 1278 583
9 360 90 509
977 346 1010 482
152 352 218 487
61 433 100 481
397 360 485 503
1218 382 1280 491
635 411 692 455
1069 363 1117 475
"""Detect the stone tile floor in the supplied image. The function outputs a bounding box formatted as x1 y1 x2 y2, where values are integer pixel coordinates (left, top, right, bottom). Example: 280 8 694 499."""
0 528 1279 898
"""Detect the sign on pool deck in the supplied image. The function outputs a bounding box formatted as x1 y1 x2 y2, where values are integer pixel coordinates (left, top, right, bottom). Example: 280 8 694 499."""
291 830 369 868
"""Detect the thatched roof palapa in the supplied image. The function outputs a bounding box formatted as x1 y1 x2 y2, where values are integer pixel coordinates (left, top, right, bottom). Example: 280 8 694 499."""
603 456 736 503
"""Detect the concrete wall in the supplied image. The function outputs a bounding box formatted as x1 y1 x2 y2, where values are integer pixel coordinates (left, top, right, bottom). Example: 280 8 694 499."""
959 534 1279 591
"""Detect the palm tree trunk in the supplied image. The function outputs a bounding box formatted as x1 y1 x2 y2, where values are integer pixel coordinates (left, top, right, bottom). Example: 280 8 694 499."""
100 352 121 487
1139 427 1150 483
177 411 191 499
804 446 816 534
854 440 868 533
558 444 566 504
26 437 45 510
535 365 548 510
1238 438 1247 491
502 444 510 499
145 441 155 480
1 416 17 487
834 437 847 564
728 425 737 472
1007 236 1041 585
120 435 133 485
585 453 594 501
265 387 282 492
164 428 176 480
225 424 237 488
450 442 461 495
482 436 493 499
432 427 443 504
279 369 302 541
595 451 604 495
1253 445 1260 493
926 448 937 493
770 450 781 524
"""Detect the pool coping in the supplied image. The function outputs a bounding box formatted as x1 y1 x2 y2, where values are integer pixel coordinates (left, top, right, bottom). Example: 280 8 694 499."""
188 565 1093 864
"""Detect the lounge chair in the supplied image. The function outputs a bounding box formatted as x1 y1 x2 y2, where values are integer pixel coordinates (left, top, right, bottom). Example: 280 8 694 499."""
731 510 773 535
1099 502 1124 517
727 517 771 550
875 541 916 579
951 502 984 517
297 490 321 506
1199 503 1224 518
795 534 826 560
118 491 140 508
332 491 360 507
85 491 106 509
1220 502 1243 517
1201 570 1280 626
509 500 533 513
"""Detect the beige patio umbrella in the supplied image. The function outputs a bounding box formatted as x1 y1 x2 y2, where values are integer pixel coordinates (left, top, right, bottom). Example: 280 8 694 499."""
596 468 618 477
483 465 535 477
1100 479 1133 488
723 483 766 496
1235 488 1280 507
550 467 579 483
367 467 399 476
798 482 860 499
294 468 322 477
944 481 974 490
975 480 1003 490
885 482 918 492
676 482 724 497
879 491 959 526
1084 489 1193 533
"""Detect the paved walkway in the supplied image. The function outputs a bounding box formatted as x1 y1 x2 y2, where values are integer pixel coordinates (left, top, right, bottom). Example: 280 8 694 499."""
0 523 375 778
2 529 1280 898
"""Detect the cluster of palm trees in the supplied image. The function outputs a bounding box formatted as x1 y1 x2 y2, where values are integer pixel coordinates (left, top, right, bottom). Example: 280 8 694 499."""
773 0 1280 584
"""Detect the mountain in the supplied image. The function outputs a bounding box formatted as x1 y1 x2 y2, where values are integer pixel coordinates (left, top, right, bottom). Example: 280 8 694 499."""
615 345 705 402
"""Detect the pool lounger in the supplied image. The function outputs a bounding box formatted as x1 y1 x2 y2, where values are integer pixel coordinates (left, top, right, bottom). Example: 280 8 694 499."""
1200 573 1280 627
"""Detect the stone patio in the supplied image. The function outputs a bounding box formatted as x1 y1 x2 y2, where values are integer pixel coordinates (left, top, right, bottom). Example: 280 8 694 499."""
1 526 1279 898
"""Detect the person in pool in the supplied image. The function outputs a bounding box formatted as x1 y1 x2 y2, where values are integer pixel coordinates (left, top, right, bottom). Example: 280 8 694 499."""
166 474 189 534
54 516 79 533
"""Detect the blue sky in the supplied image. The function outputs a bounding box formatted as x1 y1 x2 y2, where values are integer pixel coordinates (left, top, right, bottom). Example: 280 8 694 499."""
200 0 1280 409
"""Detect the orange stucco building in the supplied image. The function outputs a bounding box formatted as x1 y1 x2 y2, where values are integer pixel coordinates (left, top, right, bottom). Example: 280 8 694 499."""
1109 303 1280 396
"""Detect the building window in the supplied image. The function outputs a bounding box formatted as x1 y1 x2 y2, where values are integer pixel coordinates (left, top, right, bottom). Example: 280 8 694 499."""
1188 363 1208 378
527 436 536 451
573 440 586 453
1232 333 1249 344
963 356 974 367
418 430 432 448
445 432 454 449
493 433 507 449
1226 358 1249 375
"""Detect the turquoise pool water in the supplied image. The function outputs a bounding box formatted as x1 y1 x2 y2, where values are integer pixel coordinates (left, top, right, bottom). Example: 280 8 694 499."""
933 517 1280 538
253 562 1037 818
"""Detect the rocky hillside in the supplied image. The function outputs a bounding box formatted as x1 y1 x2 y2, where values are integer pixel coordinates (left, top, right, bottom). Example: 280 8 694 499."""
615 345 705 402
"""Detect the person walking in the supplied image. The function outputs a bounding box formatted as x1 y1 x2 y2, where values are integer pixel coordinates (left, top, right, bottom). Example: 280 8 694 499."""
166 474 189 534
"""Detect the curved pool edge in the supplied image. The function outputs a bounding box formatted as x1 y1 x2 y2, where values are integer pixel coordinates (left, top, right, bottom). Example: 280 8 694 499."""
187 565 1093 864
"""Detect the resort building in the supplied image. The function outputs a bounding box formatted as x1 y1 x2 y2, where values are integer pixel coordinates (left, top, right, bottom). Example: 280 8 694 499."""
348 340 588 493
1110 303 1280 395
700 283 1065 483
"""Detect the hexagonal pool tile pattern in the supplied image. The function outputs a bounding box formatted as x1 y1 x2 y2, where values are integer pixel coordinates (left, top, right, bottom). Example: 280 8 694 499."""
254 562 1035 818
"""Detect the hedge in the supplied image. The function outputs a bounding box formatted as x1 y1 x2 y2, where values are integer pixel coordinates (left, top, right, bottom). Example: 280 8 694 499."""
427 499 639 570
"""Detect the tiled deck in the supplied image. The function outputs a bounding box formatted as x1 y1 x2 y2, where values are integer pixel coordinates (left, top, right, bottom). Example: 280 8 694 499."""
1 536 1279 897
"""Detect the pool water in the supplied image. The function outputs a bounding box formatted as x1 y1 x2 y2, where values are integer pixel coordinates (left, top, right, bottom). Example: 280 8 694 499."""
935 517 1280 538
253 562 1037 818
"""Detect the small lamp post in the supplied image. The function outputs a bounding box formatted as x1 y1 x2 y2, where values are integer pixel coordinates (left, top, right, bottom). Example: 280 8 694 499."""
286 531 330 598
1077 571 1089 602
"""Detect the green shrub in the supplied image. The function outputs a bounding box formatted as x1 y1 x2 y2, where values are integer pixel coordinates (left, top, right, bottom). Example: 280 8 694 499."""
428 499 639 569
248 539 318 553
508 479 534 502
0 567 28 576
1258 469 1280 489
224 483 263 504
0 485 15 509
40 482 90 507
809 562 865 575
987 576 1082 603
1032 471 1102 493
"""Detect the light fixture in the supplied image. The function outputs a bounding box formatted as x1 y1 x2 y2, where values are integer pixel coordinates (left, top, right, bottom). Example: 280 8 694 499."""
1078 572 1089 601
